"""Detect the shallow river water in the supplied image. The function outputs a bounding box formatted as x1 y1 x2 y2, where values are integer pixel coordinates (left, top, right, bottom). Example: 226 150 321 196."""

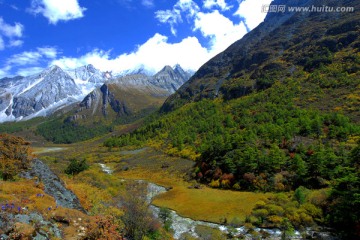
147 182 299 239
99 163 335 240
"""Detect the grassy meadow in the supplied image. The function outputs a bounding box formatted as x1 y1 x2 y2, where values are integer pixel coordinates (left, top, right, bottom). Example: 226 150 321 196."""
34 138 272 225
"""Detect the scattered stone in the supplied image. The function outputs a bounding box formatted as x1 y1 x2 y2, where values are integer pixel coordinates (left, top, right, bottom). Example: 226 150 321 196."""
0 234 8 240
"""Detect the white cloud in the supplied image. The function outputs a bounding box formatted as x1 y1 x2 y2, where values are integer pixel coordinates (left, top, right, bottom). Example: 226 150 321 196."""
7 51 42 66
175 0 200 17
0 17 24 38
29 0 86 24
0 18 24 50
48 0 252 77
194 10 247 53
155 0 247 54
203 0 231 11
155 0 200 36
155 9 182 35
124 34 209 72
8 40 23 48
0 47 58 77
141 0 154 8
234 0 272 30
38 47 58 58
1 47 58 77
1 0 272 78
16 67 45 77
51 34 211 74
0 65 11 77
51 49 111 70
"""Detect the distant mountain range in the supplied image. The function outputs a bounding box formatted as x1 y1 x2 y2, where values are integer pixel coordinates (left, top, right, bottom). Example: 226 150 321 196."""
0 64 192 123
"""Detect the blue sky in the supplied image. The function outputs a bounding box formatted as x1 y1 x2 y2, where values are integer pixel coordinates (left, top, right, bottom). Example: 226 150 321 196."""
0 0 272 78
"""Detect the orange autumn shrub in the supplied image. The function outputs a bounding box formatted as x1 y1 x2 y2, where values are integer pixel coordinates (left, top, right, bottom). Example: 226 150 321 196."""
0 134 33 180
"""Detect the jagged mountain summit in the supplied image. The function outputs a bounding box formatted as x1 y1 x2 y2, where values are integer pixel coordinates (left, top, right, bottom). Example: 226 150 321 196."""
67 64 110 83
0 64 192 122
0 66 85 122
67 65 191 122
151 65 193 93
114 65 156 78
67 64 112 94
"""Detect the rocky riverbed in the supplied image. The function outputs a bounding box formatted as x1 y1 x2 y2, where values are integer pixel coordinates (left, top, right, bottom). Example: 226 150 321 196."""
99 162 337 239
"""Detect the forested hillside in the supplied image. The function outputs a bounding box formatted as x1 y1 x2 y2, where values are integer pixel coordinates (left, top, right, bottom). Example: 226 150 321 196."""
104 0 360 237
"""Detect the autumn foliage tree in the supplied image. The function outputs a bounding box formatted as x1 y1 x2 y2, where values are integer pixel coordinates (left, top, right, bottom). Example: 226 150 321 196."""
120 182 160 240
83 215 124 240
0 134 33 181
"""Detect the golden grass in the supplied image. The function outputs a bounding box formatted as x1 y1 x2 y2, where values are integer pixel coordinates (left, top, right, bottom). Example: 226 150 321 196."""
0 179 100 240
36 141 271 224
66 181 111 212
117 167 272 224
153 186 271 223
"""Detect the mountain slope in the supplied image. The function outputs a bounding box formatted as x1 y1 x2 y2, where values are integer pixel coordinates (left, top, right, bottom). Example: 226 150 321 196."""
67 64 110 85
162 0 360 120
66 65 190 124
109 0 360 167
0 65 109 122
0 66 83 121
35 65 191 143
67 80 168 123
151 65 193 93
67 64 111 94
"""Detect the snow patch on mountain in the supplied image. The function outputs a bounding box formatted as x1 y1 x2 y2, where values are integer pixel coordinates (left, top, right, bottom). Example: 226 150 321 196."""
0 64 192 123
17 77 45 96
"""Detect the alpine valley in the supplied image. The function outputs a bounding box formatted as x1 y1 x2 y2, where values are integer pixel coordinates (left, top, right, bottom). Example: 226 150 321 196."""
0 64 192 142
1 0 360 239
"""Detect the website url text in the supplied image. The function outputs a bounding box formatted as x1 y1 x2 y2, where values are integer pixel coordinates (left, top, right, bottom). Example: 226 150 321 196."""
262 5 355 13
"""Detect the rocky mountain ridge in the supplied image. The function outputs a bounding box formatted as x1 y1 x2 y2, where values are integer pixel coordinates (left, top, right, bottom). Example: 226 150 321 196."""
66 65 186 122
0 64 192 123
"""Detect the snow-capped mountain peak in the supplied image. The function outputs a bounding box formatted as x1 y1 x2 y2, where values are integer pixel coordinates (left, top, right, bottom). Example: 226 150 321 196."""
0 64 192 123
0 65 94 122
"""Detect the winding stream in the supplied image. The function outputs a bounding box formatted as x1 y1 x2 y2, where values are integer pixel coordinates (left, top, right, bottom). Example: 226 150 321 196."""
99 163 335 239
98 163 113 174
147 182 296 239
